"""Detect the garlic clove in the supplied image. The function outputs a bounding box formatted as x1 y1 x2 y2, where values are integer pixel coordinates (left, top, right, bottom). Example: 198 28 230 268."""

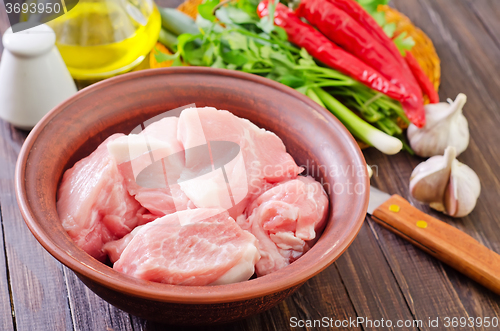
443 159 481 217
409 146 481 218
443 179 459 216
407 93 469 157
409 146 456 204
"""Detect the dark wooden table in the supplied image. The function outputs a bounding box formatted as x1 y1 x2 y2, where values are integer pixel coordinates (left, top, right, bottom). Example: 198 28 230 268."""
1 0 500 330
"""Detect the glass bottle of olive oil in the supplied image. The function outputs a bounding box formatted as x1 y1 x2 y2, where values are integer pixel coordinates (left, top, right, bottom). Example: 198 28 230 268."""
48 0 161 80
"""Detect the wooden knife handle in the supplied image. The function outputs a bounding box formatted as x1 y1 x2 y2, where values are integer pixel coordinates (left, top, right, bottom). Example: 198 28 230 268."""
372 194 500 295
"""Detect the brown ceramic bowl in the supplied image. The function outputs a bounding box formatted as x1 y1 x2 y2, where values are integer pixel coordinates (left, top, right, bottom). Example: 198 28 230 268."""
16 67 368 325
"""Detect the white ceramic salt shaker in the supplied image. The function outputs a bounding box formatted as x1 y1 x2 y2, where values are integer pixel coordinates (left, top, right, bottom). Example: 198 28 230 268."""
0 24 77 130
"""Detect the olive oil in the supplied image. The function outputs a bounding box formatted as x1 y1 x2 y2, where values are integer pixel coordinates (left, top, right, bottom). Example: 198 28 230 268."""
48 1 161 79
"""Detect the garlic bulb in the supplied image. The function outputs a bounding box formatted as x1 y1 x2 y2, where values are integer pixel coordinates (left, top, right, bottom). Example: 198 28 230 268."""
409 146 480 218
407 93 469 157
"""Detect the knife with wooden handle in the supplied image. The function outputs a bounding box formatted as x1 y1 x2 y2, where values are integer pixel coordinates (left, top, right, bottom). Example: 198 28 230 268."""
368 186 500 295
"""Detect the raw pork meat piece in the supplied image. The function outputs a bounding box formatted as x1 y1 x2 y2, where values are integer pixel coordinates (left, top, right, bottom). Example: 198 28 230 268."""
239 176 329 276
113 209 260 285
103 226 140 264
177 107 303 216
107 117 192 216
57 134 149 262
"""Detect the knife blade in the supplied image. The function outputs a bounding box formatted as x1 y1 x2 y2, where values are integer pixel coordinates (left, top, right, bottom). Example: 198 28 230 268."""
368 185 500 295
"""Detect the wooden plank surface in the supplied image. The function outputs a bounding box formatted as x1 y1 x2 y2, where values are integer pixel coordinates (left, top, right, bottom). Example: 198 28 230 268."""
0 161 14 331
0 1 499 330
335 222 417 331
0 123 74 330
63 268 135 331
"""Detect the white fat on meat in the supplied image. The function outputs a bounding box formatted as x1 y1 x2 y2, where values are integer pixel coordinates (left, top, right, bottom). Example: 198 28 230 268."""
57 134 149 262
107 117 192 216
176 107 303 217
112 209 260 285
241 176 329 276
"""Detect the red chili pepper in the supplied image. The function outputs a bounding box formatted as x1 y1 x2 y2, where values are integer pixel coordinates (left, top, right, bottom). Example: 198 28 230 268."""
296 0 406 87
328 0 408 71
404 51 439 104
328 0 439 106
296 0 425 123
257 1 406 103
258 1 425 127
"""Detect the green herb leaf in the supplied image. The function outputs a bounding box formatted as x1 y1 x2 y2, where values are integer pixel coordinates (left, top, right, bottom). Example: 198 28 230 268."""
248 38 260 56
196 14 224 33
221 50 248 66
260 45 272 59
198 0 219 22
211 56 227 68
382 22 396 38
298 48 315 66
245 0 260 6
279 75 306 88
356 0 389 17
171 57 183 67
272 26 288 41
257 0 278 33
225 32 248 50
177 33 200 53
393 31 416 55
215 6 232 24
269 50 294 69
242 62 254 71
370 11 386 27
176 33 207 65
257 16 273 34
154 50 179 63
183 45 206 65
202 42 215 66
226 6 256 24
